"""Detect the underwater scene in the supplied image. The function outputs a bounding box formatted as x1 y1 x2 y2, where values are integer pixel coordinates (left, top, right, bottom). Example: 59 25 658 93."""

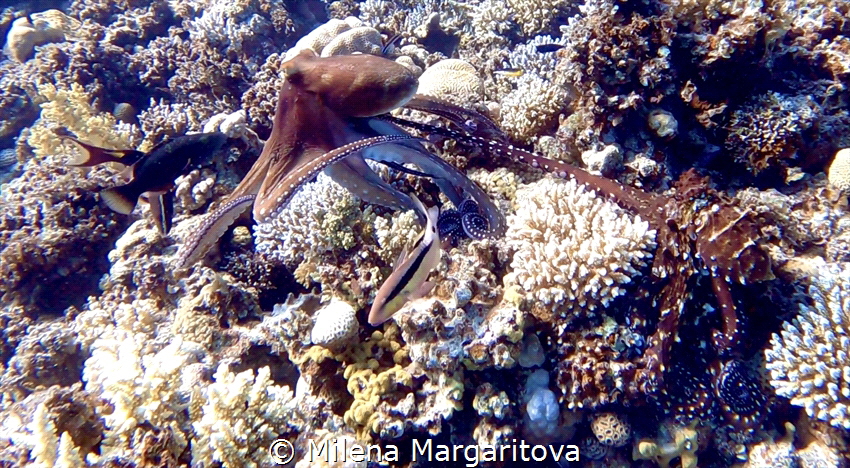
1 0 850 466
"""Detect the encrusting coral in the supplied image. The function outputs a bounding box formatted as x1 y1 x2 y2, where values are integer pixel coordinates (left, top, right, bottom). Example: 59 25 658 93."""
591 411 631 447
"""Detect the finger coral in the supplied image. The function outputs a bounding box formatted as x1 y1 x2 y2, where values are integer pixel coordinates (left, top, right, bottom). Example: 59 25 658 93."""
502 176 656 323
765 262 850 429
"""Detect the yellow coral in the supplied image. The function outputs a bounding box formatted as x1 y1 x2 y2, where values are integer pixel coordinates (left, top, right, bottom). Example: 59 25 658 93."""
26 83 139 162
633 421 699 468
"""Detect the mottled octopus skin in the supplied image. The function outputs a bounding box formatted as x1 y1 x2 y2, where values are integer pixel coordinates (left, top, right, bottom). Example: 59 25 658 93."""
178 52 507 267
387 114 774 392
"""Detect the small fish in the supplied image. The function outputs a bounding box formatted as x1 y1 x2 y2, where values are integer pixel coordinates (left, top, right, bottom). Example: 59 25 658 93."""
535 43 565 53
369 195 442 326
63 132 227 233
494 67 524 78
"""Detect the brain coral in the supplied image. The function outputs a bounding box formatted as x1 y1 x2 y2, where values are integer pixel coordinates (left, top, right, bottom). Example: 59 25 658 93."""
502 176 656 323
827 148 850 192
765 262 850 429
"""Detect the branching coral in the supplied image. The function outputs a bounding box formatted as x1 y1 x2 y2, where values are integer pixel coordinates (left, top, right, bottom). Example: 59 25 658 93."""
190 363 298 468
502 176 656 324
253 172 381 300
766 262 850 429
0 384 102 466
725 91 820 176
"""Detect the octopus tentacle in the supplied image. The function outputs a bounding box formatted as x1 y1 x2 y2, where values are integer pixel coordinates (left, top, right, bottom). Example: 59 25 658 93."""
177 195 256 268
385 115 658 214
364 118 507 236
261 135 428 221
178 135 426 268
402 94 507 143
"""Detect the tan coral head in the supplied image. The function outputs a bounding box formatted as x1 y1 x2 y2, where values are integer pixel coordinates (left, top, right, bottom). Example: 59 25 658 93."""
282 49 419 118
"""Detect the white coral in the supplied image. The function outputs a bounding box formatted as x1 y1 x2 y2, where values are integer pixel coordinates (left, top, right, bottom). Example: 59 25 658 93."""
310 299 359 348
503 177 656 320
417 59 482 105
827 148 850 192
82 334 206 459
499 72 570 143
254 172 365 267
765 262 850 429
190 364 296 468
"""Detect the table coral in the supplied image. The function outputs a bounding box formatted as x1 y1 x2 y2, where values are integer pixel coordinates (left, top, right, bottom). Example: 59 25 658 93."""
766 262 850 429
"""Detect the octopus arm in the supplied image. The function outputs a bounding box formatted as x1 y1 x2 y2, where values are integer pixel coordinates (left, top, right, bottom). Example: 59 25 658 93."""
323 155 420 218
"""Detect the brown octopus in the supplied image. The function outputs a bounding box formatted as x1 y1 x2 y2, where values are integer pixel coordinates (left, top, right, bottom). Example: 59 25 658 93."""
178 50 774 394
177 49 507 267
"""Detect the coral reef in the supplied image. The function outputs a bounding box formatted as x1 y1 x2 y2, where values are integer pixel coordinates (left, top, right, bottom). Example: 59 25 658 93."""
828 148 850 192
1 1 850 466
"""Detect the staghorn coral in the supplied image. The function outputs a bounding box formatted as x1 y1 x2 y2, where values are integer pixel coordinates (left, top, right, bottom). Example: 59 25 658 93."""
502 176 656 324
766 262 850 429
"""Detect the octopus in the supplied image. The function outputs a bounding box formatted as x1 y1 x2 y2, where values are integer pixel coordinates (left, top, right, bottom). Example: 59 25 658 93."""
384 114 775 393
177 49 507 267
177 49 775 401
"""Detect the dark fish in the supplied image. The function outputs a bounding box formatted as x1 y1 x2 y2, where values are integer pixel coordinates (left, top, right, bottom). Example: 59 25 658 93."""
535 43 565 53
63 132 228 233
